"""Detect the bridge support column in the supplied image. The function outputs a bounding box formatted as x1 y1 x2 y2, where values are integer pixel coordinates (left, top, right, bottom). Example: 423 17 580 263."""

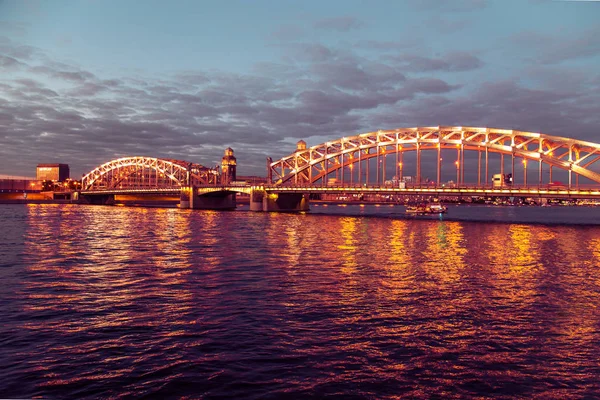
181 186 236 210
250 188 309 212
263 192 309 212
80 194 115 205
194 193 236 210
249 188 265 211
180 187 192 208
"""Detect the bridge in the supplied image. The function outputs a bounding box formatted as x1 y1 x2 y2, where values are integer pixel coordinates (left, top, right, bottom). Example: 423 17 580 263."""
79 126 600 211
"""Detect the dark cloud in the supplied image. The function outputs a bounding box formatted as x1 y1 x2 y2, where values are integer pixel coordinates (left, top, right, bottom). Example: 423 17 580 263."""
68 82 108 97
311 59 406 91
0 34 598 179
368 79 600 142
174 72 210 86
0 54 26 69
29 65 96 82
403 78 461 94
313 16 364 32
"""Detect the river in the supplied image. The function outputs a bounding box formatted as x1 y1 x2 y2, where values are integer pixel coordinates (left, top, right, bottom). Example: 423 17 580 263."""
1 203 600 398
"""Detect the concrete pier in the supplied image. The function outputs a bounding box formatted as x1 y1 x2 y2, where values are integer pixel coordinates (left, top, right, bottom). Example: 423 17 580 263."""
249 189 309 212
180 187 236 210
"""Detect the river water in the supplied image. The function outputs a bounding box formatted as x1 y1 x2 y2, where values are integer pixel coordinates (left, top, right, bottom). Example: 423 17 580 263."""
1 203 600 399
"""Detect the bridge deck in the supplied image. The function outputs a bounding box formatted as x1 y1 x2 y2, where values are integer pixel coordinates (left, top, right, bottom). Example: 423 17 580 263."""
81 184 600 200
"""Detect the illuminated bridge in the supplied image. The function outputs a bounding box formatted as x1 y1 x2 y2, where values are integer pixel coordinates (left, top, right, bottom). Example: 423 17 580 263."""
79 127 600 211
78 156 226 207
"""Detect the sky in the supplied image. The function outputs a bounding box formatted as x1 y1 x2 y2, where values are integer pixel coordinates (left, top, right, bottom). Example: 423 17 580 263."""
1 0 599 179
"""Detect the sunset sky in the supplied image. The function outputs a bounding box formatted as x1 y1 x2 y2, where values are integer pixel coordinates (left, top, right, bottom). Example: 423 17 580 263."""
1 0 599 178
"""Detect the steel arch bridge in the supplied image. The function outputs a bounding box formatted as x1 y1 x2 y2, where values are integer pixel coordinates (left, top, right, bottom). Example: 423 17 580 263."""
268 126 600 187
81 156 219 191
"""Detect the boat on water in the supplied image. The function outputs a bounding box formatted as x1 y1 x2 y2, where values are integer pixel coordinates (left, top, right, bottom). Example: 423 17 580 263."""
405 203 448 215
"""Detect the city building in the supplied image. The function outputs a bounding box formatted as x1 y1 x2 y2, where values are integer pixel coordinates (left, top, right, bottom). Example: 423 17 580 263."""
0 178 42 192
36 164 70 182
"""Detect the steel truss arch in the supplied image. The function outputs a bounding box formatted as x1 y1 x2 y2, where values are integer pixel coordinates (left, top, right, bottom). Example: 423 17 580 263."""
81 156 219 191
268 126 600 186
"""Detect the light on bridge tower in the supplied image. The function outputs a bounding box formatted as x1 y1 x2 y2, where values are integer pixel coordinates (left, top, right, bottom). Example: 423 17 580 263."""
296 140 307 152
221 147 237 184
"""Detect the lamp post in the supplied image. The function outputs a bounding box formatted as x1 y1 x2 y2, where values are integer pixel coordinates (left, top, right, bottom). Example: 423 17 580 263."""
523 159 527 186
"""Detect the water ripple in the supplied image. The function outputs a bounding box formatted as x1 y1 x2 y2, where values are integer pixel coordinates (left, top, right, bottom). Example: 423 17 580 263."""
0 204 600 398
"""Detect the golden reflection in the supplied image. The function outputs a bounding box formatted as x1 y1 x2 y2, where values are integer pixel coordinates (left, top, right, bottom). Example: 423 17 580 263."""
387 219 410 268
10 204 600 397
483 224 541 305
338 217 359 273
508 225 538 272
554 227 586 267
544 227 600 339
374 219 415 305
21 204 195 343
283 214 303 272
420 221 466 284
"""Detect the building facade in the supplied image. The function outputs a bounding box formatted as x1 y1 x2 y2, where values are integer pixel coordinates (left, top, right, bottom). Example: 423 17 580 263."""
36 164 70 182
221 148 237 184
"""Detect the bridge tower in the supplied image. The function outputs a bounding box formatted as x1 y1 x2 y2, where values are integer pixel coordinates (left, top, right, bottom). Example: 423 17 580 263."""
221 147 237 184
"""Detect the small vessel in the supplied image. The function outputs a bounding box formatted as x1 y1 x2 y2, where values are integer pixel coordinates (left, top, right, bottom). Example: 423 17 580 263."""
406 202 448 215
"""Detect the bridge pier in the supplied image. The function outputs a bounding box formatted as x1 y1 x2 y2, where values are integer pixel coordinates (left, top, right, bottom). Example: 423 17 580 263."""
80 194 115 205
194 193 236 210
249 189 265 211
250 189 309 212
180 187 192 209
180 187 236 210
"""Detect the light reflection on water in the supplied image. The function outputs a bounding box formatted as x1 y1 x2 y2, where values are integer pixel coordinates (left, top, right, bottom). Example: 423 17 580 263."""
1 204 600 398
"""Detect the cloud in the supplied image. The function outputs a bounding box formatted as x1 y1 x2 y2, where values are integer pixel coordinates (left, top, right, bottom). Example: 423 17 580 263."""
290 43 335 63
403 78 461 94
0 54 26 69
369 79 600 141
0 34 598 179
389 51 484 72
313 16 364 32
29 65 96 82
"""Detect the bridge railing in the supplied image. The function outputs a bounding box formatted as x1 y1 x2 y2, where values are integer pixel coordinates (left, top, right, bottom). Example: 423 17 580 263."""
264 183 600 192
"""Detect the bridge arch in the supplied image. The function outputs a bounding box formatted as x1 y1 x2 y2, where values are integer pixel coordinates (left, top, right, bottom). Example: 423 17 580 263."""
268 126 600 186
81 156 219 191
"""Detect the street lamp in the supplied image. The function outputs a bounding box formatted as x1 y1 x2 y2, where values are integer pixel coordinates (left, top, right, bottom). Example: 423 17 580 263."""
523 159 527 186
398 162 403 180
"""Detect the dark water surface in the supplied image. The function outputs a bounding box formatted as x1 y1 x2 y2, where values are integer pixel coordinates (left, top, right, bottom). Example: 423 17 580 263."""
1 204 600 399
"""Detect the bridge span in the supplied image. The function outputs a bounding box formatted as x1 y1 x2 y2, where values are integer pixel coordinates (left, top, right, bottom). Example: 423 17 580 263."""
78 126 600 211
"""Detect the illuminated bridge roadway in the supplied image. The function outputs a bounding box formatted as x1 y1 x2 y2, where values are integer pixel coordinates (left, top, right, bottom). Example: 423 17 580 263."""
79 126 600 211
